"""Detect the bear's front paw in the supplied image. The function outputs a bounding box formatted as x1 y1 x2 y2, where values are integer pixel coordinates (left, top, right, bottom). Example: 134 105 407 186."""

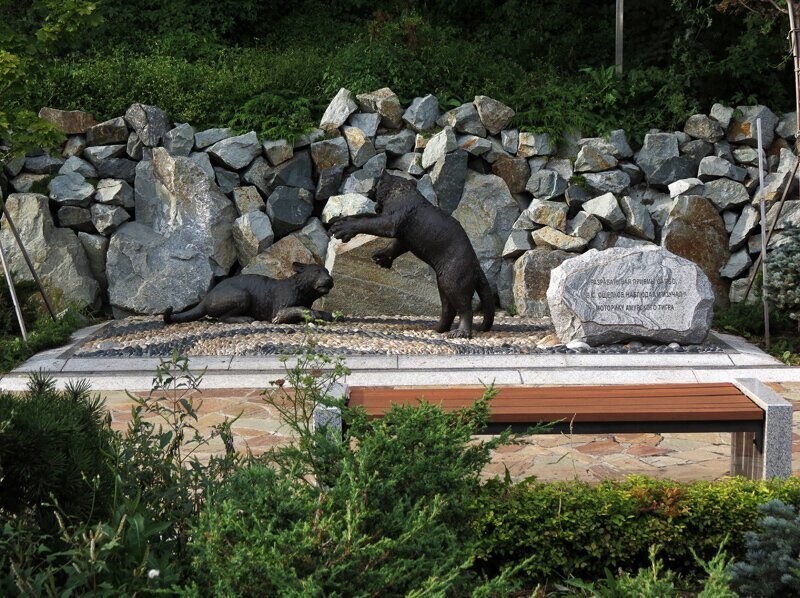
371 251 393 269
330 219 356 242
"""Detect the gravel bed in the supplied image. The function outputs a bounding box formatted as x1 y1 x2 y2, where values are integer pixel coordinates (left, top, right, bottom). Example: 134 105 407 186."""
71 315 726 358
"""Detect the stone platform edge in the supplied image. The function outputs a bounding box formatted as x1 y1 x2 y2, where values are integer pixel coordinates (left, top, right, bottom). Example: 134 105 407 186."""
1 323 799 392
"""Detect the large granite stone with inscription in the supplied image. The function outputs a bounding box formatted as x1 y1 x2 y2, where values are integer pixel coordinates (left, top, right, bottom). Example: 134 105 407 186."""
547 246 714 345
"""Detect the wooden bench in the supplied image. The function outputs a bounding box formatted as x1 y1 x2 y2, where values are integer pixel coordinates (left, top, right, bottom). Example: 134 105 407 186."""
329 379 792 480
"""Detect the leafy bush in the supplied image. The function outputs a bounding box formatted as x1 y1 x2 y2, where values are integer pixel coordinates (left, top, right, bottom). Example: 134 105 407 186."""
728 499 800 597
189 342 520 596
475 475 800 586
0 278 38 337
0 307 87 374
0 374 115 526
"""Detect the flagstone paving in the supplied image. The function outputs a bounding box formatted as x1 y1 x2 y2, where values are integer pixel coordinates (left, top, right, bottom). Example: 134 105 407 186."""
98 381 800 483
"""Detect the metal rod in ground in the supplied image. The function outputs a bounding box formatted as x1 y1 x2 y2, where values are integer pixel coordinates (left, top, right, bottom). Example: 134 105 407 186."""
615 0 624 76
0 236 27 342
743 156 799 300
757 118 770 348
0 198 56 321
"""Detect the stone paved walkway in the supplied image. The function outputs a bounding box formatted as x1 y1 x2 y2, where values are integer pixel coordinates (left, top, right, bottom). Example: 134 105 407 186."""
100 381 800 483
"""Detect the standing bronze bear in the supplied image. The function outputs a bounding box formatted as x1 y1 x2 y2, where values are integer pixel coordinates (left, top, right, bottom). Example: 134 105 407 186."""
330 173 494 338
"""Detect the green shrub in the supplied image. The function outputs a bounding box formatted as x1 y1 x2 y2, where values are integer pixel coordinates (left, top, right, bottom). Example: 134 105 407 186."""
728 499 800 597
0 307 87 374
189 340 521 596
475 475 800 586
0 374 115 526
765 226 800 330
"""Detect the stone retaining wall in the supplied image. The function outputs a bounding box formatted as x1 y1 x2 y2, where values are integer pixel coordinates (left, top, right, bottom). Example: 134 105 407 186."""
1 90 797 317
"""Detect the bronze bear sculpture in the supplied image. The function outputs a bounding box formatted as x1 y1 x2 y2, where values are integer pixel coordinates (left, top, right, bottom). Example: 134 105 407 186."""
329 173 494 338
163 262 334 324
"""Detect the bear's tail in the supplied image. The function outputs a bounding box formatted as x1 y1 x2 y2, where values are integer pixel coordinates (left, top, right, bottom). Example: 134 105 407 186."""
476 269 495 332
163 303 205 324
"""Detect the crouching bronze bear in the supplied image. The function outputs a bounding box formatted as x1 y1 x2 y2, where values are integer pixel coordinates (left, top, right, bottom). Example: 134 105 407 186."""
163 262 334 324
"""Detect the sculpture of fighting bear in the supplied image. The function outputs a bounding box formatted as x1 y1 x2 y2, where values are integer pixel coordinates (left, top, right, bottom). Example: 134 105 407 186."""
163 262 334 324
329 172 494 338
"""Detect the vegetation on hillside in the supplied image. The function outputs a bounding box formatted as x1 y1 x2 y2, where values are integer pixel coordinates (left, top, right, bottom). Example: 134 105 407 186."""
0 0 794 150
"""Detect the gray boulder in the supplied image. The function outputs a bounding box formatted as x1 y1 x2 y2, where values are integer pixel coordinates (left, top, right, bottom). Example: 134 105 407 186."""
341 153 387 196
574 146 617 173
452 172 520 288
620 195 655 240
512 248 573 317
321 235 440 316
702 178 750 211
720 248 752 279
316 166 346 202
83 144 126 167
668 178 704 198
91 204 130 235
776 112 798 139
77 232 109 290
430 150 468 213
711 104 734 129
124 104 170 147
491 155 530 194
25 155 64 174
207 131 261 170
375 129 416 155
566 211 603 241
525 169 567 200
94 178 134 208
163 123 195 157
440 102 486 137
214 167 240 194
458 135 492 157
547 246 714 345
684 114 724 143
532 227 587 252
517 132 553 157
697 155 747 182
10 173 50 194
86 117 128 146
662 195 730 308
474 95 515 135
294 217 330 264
421 126 457 169
189 151 215 179
320 88 357 132
321 193 375 224
232 186 266 215
727 105 778 148
48 172 94 206
96 158 137 183
241 235 317 279
348 113 381 138
107 222 214 315
582 192 626 231
402 94 439 132
232 211 274 266
0 193 100 310
582 170 631 195
57 206 94 232
311 137 350 172
501 129 519 154
60 155 97 178
526 198 569 231
134 160 158 227
263 139 294 166
343 126 376 168
265 186 314 237
357 88 404 129
502 230 533 258
151 147 237 275
194 127 232 149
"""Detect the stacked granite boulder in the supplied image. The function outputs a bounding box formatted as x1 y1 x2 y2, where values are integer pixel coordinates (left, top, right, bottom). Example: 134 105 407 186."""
0 93 797 318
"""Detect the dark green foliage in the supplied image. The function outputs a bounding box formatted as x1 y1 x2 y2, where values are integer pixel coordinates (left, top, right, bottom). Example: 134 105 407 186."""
765 226 800 328
189 342 516 596
475 475 800 586
0 308 87 373
0 374 115 525
6 1 793 144
713 300 796 338
728 499 800 597
0 278 38 336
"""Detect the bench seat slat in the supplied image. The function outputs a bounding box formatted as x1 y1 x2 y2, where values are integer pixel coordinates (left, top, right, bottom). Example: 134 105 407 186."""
347 383 765 424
